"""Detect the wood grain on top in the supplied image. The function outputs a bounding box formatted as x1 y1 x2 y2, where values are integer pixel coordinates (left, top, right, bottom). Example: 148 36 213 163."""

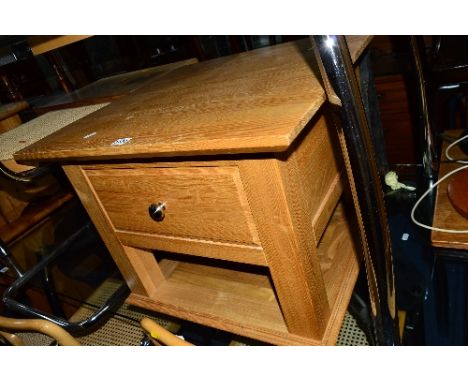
15 37 371 163
15 40 324 162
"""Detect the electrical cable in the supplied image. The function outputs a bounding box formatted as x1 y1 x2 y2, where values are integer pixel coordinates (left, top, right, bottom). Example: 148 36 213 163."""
411 133 468 233
411 164 468 233
445 134 468 164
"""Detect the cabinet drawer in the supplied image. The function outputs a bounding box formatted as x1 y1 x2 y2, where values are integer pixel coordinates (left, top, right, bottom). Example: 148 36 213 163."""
86 166 261 249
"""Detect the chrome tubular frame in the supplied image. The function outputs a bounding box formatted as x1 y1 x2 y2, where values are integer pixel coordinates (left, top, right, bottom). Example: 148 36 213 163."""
2 223 130 333
312 35 399 345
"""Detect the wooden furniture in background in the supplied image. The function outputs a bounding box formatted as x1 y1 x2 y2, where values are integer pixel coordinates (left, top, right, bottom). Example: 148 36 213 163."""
0 70 23 103
0 103 108 227
447 168 468 219
15 38 370 345
0 100 32 227
27 36 93 57
0 101 28 134
0 100 30 227
432 129 468 250
429 129 468 345
374 75 418 166
0 36 94 103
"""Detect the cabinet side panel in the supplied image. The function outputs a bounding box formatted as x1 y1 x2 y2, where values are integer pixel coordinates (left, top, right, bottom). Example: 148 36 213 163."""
288 114 342 245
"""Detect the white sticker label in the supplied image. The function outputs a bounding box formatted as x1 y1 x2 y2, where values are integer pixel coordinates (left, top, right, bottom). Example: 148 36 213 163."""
401 233 409 241
111 137 132 146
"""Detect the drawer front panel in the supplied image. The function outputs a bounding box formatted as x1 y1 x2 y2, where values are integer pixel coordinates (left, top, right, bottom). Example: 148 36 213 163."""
86 166 261 247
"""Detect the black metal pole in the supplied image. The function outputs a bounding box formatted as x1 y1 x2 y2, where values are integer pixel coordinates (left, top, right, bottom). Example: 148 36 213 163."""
312 35 399 345
410 35 438 181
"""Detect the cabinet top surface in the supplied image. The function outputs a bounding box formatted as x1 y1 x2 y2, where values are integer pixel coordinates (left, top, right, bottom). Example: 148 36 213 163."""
15 37 371 163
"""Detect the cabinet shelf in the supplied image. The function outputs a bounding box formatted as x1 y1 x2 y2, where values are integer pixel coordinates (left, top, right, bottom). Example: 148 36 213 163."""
127 200 358 345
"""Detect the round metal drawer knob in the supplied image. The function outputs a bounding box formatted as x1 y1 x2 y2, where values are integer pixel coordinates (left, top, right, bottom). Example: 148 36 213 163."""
148 202 166 222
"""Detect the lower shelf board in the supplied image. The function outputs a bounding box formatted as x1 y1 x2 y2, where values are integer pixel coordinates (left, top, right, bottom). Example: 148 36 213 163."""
127 201 359 345
127 260 358 345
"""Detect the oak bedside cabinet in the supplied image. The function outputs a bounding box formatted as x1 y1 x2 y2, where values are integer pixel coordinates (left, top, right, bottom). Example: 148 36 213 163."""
15 39 363 345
